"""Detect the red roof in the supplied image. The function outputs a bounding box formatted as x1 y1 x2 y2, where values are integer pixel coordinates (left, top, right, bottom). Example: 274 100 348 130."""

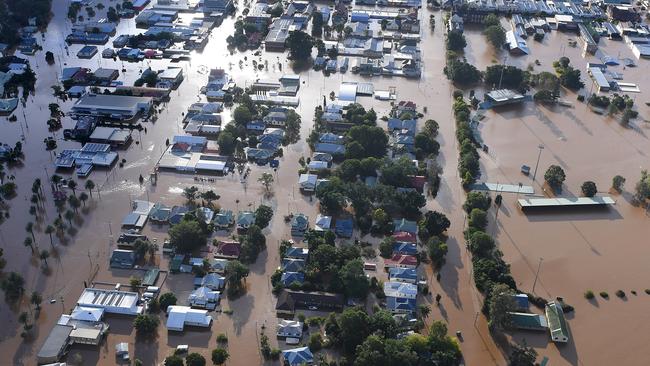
398 101 416 109
171 142 190 152
216 241 240 257
409 175 426 191
393 231 417 243
386 254 418 267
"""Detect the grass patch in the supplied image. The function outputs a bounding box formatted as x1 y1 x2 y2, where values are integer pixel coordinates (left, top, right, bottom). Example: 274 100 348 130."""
584 290 594 300
615 290 625 298
599 291 609 299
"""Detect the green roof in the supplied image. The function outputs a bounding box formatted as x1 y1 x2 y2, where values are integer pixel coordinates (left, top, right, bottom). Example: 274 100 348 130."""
545 301 569 343
142 269 160 286
509 312 547 331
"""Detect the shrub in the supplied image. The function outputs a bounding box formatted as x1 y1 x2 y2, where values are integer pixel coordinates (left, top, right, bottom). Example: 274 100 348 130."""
581 181 597 197
584 290 594 300
544 165 566 190
612 175 626 192
599 291 609 299
217 333 228 343
577 95 585 102
615 290 625 298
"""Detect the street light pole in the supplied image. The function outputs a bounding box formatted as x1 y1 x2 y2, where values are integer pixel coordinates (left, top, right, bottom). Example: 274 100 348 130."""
532 257 543 293
531 144 545 184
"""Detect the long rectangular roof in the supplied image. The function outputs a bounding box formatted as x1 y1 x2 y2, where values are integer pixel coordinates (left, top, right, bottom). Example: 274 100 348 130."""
518 196 615 208
73 94 152 111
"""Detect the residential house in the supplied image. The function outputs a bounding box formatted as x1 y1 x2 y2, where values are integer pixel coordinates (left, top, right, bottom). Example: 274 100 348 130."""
299 174 318 192
263 110 288 127
110 249 136 268
314 143 346 156
188 286 220 309
215 240 241 259
285 247 309 261
166 306 213 331
204 0 234 13
246 120 266 133
546 301 569 343
277 319 303 338
209 258 229 274
393 219 417 234
308 160 329 171
384 254 418 269
393 231 416 243
393 242 418 256
384 281 418 299
312 152 333 164
386 296 416 314
389 267 418 284
281 258 306 272
281 272 306 287
237 211 256 230
275 290 345 314
213 209 235 229
200 273 225 290
448 14 464 32
169 206 189 225
314 214 332 231
282 347 314 366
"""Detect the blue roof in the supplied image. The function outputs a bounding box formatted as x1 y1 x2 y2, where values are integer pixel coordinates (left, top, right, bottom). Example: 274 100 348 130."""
334 218 353 238
282 347 314 366
281 258 306 272
393 242 418 255
386 297 416 313
389 267 418 282
281 272 305 286
314 142 345 155
285 246 309 260
393 219 417 234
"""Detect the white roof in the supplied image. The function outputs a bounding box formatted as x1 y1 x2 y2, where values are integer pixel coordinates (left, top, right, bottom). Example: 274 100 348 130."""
166 306 212 331
339 83 358 102
70 306 105 322
298 174 318 187
383 281 418 299
315 214 332 231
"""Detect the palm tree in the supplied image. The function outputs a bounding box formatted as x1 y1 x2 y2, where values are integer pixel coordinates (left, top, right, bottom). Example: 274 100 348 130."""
419 304 431 319
40 250 50 267
68 195 81 213
30 194 39 209
30 291 42 311
64 210 74 226
67 180 78 196
51 174 62 191
258 172 274 193
26 222 35 241
18 312 29 329
85 179 95 198
24 237 34 254
53 218 66 237
79 192 89 207
201 190 219 207
45 225 55 247
29 206 37 220
34 178 42 197
183 186 199 204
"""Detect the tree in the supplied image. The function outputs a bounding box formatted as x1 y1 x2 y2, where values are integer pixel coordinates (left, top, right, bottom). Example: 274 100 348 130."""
308 333 323 351
612 175 626 192
201 190 219 207
45 225 55 244
463 192 492 213
186 353 206 366
339 259 369 298
212 348 229 365
469 231 495 256
217 131 237 155
254 205 273 228
427 236 448 269
40 250 50 267
509 341 538 366
544 165 566 190
26 222 35 241
133 314 159 335
484 13 500 27
379 237 395 258
45 51 55 64
169 219 207 252
159 292 177 311
64 210 75 226
85 179 95 197
581 181 597 197
419 304 431 319
183 186 199 204
312 11 323 37
233 105 253 126
79 192 89 207
225 260 249 295
286 30 313 61
484 65 525 90
346 125 388 159
484 25 506 49
258 173 274 193
68 180 78 196
68 195 81 213
414 132 440 159
24 237 35 254
468 208 488 230
446 30 466 51
31 291 43 310
634 170 650 204
1 272 25 300
487 283 516 330
445 58 481 84
338 307 371 353
418 211 450 239
164 355 184 366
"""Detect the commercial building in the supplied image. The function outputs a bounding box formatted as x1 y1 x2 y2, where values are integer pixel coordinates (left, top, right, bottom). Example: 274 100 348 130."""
587 67 611 92
76 288 142 315
265 18 294 51
485 89 526 106
166 305 213 331
71 94 153 120
89 127 132 146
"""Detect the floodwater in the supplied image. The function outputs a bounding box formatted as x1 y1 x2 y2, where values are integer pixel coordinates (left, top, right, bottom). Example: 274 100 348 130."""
463 25 650 365
0 1 533 365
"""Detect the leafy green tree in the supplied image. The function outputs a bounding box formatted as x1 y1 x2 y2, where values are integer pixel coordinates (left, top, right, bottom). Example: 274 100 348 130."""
463 192 492 213
544 165 566 190
484 25 506 49
225 260 249 295
233 105 253 126
133 314 159 335
159 292 177 311
427 236 448 269
345 125 388 159
1 272 25 300
634 170 650 203
379 236 395 258
487 283 516 331
201 190 219 206
340 259 370 298
338 307 371 353
254 204 273 228
186 352 206 366
484 65 525 90
169 218 207 252
468 208 488 230
164 355 184 366
612 175 625 192
312 11 323 37
286 30 313 61
469 231 496 256
217 131 237 155
445 58 481 84
212 348 229 365
418 211 450 239
509 341 537 366
581 181 597 197
446 30 466 51
484 13 500 27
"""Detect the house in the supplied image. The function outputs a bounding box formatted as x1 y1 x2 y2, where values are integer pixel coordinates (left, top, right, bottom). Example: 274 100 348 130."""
387 118 417 135
448 14 464 32
299 174 318 192
485 89 525 107
308 160 329 171
285 246 309 261
506 30 529 55
188 286 220 309
385 254 418 269
314 143 346 156
512 293 529 311
204 0 234 13
393 242 418 256
158 67 184 89
215 240 241 259
237 211 256 230
275 290 344 314
209 258 229 274
246 148 274 164
389 267 418 284
277 320 303 338
393 219 417 234
312 152 333 164
281 272 306 287
386 296 416 314
110 249 136 268
150 203 171 222
263 110 288 127
77 45 98 59
393 231 416 243
200 273 225 290
265 18 293 51
384 281 418 299
282 347 314 366
334 217 353 238
247 120 266 133
314 214 332 231
509 312 548 331
213 209 235 229
169 206 189 225
166 306 213 331
281 258 306 272
92 68 119 83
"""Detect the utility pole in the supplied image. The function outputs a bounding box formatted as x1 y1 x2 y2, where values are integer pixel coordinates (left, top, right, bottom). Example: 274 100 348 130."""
531 144 544 184
532 257 543 293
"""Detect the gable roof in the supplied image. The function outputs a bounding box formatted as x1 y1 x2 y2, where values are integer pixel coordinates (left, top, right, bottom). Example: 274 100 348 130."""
282 347 314 366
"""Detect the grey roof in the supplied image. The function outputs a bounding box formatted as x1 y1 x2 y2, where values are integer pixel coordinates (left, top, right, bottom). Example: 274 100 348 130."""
37 324 73 363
